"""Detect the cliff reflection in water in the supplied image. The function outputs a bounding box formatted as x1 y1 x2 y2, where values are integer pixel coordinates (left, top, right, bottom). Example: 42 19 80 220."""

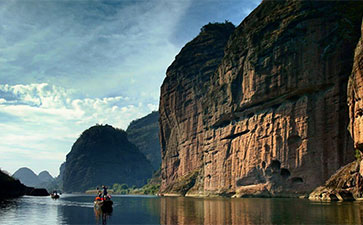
160 197 363 225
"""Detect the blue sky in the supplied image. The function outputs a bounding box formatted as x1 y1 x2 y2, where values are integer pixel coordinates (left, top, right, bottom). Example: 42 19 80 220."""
0 0 260 177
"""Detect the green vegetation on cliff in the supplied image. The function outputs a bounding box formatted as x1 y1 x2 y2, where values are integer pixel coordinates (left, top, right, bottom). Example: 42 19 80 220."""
63 124 153 193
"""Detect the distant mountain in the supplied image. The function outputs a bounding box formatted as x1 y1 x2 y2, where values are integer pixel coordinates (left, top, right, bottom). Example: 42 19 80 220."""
38 171 53 183
63 124 153 192
13 167 41 187
12 167 55 189
126 111 161 170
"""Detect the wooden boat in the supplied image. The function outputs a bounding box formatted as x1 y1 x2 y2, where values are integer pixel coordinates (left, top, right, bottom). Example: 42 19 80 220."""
51 193 60 199
94 198 113 211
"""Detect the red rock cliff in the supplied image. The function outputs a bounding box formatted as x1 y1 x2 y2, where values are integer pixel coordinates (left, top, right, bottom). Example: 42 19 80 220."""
159 1 363 197
159 22 235 195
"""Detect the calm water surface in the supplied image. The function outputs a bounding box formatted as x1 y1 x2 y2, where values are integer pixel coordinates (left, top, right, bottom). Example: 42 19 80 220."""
1 194 363 224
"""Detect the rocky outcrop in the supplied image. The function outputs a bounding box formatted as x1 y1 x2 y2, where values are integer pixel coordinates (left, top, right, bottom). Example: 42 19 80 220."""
25 188 49 196
126 111 161 170
309 160 360 201
63 124 153 192
159 1 363 197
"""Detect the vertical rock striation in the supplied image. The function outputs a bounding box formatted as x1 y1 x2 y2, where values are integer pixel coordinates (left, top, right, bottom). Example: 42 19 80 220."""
159 1 363 197
159 22 235 195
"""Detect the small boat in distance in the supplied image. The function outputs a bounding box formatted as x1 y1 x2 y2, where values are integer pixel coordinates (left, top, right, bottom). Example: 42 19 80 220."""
50 193 60 199
50 190 60 199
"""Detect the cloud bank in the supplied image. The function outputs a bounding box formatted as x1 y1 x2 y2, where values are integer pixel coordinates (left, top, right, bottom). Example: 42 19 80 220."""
0 83 157 176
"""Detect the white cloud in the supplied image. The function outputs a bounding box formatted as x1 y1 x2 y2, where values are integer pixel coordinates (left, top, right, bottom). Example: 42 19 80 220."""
0 0 192 101
0 83 156 175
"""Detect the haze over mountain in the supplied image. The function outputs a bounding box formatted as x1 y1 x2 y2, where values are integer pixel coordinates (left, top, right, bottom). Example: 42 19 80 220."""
12 167 54 188
38 171 54 183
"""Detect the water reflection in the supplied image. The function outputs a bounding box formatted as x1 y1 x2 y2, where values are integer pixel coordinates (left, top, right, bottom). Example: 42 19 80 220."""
94 208 112 225
2 195 363 224
160 197 363 225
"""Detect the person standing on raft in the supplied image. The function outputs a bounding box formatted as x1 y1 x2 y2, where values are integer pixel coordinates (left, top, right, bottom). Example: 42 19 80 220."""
102 185 108 199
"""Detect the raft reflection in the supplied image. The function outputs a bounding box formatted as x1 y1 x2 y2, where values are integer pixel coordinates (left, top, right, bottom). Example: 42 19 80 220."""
160 197 363 225
94 208 112 225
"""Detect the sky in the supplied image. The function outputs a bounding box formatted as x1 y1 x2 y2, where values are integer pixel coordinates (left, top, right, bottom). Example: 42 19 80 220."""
0 0 261 177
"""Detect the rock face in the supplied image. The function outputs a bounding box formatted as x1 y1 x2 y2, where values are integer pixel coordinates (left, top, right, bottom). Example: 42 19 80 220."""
63 124 153 192
13 167 41 187
309 160 360 201
159 22 235 195
159 1 363 196
126 111 161 170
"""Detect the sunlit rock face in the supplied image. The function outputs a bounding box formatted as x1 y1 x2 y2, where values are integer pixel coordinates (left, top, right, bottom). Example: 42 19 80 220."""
348 19 363 153
159 22 235 195
159 1 363 196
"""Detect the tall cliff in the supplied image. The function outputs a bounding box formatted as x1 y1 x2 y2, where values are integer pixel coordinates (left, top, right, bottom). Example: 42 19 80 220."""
159 1 363 197
126 111 161 170
63 124 153 192
159 22 235 195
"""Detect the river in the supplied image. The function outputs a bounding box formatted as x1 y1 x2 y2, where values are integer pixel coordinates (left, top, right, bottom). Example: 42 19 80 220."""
0 194 363 224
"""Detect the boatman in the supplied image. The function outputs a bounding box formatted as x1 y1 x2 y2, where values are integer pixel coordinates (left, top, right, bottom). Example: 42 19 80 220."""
102 185 108 199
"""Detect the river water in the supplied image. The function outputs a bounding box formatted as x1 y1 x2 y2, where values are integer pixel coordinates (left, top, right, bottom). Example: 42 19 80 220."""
1 194 363 224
